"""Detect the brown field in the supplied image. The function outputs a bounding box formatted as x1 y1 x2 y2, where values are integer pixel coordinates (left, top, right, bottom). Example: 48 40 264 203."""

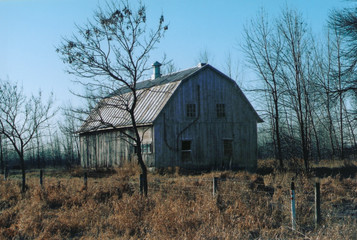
0 160 357 239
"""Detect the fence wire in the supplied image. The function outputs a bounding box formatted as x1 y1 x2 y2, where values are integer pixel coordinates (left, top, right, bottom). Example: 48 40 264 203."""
129 176 357 226
1 169 356 234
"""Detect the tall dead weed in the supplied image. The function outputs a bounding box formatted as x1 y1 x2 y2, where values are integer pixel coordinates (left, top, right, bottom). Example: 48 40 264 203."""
0 164 356 239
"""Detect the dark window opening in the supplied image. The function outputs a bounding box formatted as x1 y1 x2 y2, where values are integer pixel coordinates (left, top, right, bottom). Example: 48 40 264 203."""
182 140 191 151
186 104 196 118
181 140 191 161
223 140 233 157
217 104 226 118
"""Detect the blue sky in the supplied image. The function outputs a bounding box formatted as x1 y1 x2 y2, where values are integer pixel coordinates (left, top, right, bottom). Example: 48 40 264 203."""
0 0 352 110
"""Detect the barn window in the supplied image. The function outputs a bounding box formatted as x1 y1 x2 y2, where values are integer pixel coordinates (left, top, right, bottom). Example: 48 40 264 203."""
186 104 196 118
216 104 226 117
181 140 191 161
134 143 152 154
223 140 233 157
142 143 152 154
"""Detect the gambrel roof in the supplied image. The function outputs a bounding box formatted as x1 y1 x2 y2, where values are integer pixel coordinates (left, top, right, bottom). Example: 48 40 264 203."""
79 64 263 134
79 66 201 133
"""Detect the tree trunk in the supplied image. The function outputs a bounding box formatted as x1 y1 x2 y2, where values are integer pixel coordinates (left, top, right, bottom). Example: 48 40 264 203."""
274 95 283 169
326 93 336 157
138 153 148 196
344 102 357 158
0 135 3 174
338 48 344 160
36 129 41 168
136 138 148 196
20 150 26 193
300 120 309 171
130 106 148 196
339 91 344 159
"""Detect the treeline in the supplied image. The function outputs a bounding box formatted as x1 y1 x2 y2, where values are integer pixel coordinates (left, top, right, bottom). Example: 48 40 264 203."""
0 117 80 171
0 88 80 171
244 7 357 169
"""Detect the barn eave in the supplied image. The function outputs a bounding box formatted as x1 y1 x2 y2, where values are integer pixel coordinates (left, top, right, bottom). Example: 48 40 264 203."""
78 122 154 136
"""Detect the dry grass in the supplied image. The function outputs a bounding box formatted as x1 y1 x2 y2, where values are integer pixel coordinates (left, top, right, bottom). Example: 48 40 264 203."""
0 161 356 239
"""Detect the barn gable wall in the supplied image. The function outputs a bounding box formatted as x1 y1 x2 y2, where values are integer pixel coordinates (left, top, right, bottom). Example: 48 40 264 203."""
153 67 258 170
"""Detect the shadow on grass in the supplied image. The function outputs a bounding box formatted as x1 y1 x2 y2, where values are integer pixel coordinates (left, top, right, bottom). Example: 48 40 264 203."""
312 165 357 178
256 167 275 175
69 168 117 178
256 164 357 178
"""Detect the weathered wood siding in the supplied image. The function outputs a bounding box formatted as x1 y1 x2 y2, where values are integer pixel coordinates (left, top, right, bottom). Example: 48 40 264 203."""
154 67 258 170
80 126 154 167
80 65 260 170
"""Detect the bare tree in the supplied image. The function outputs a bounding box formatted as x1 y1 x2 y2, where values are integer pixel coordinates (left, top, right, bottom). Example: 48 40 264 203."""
329 25 347 159
329 4 357 158
343 101 357 156
161 59 178 75
224 51 243 86
59 107 81 168
330 4 357 92
313 31 339 158
0 134 4 174
243 10 284 169
244 7 357 167
56 0 168 196
196 48 213 64
304 48 325 161
277 8 313 171
0 80 55 192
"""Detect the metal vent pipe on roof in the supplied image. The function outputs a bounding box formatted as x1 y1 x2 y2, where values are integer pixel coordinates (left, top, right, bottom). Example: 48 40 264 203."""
152 61 162 79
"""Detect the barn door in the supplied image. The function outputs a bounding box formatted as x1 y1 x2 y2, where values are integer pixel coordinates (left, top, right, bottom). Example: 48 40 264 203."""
223 139 233 169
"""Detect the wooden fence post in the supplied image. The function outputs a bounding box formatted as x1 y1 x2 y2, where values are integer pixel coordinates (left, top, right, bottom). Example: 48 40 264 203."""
213 177 218 197
84 172 88 190
315 181 321 228
40 170 43 188
291 180 296 230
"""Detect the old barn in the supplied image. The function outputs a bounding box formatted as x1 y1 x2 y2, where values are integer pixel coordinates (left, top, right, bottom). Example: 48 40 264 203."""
79 63 263 171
